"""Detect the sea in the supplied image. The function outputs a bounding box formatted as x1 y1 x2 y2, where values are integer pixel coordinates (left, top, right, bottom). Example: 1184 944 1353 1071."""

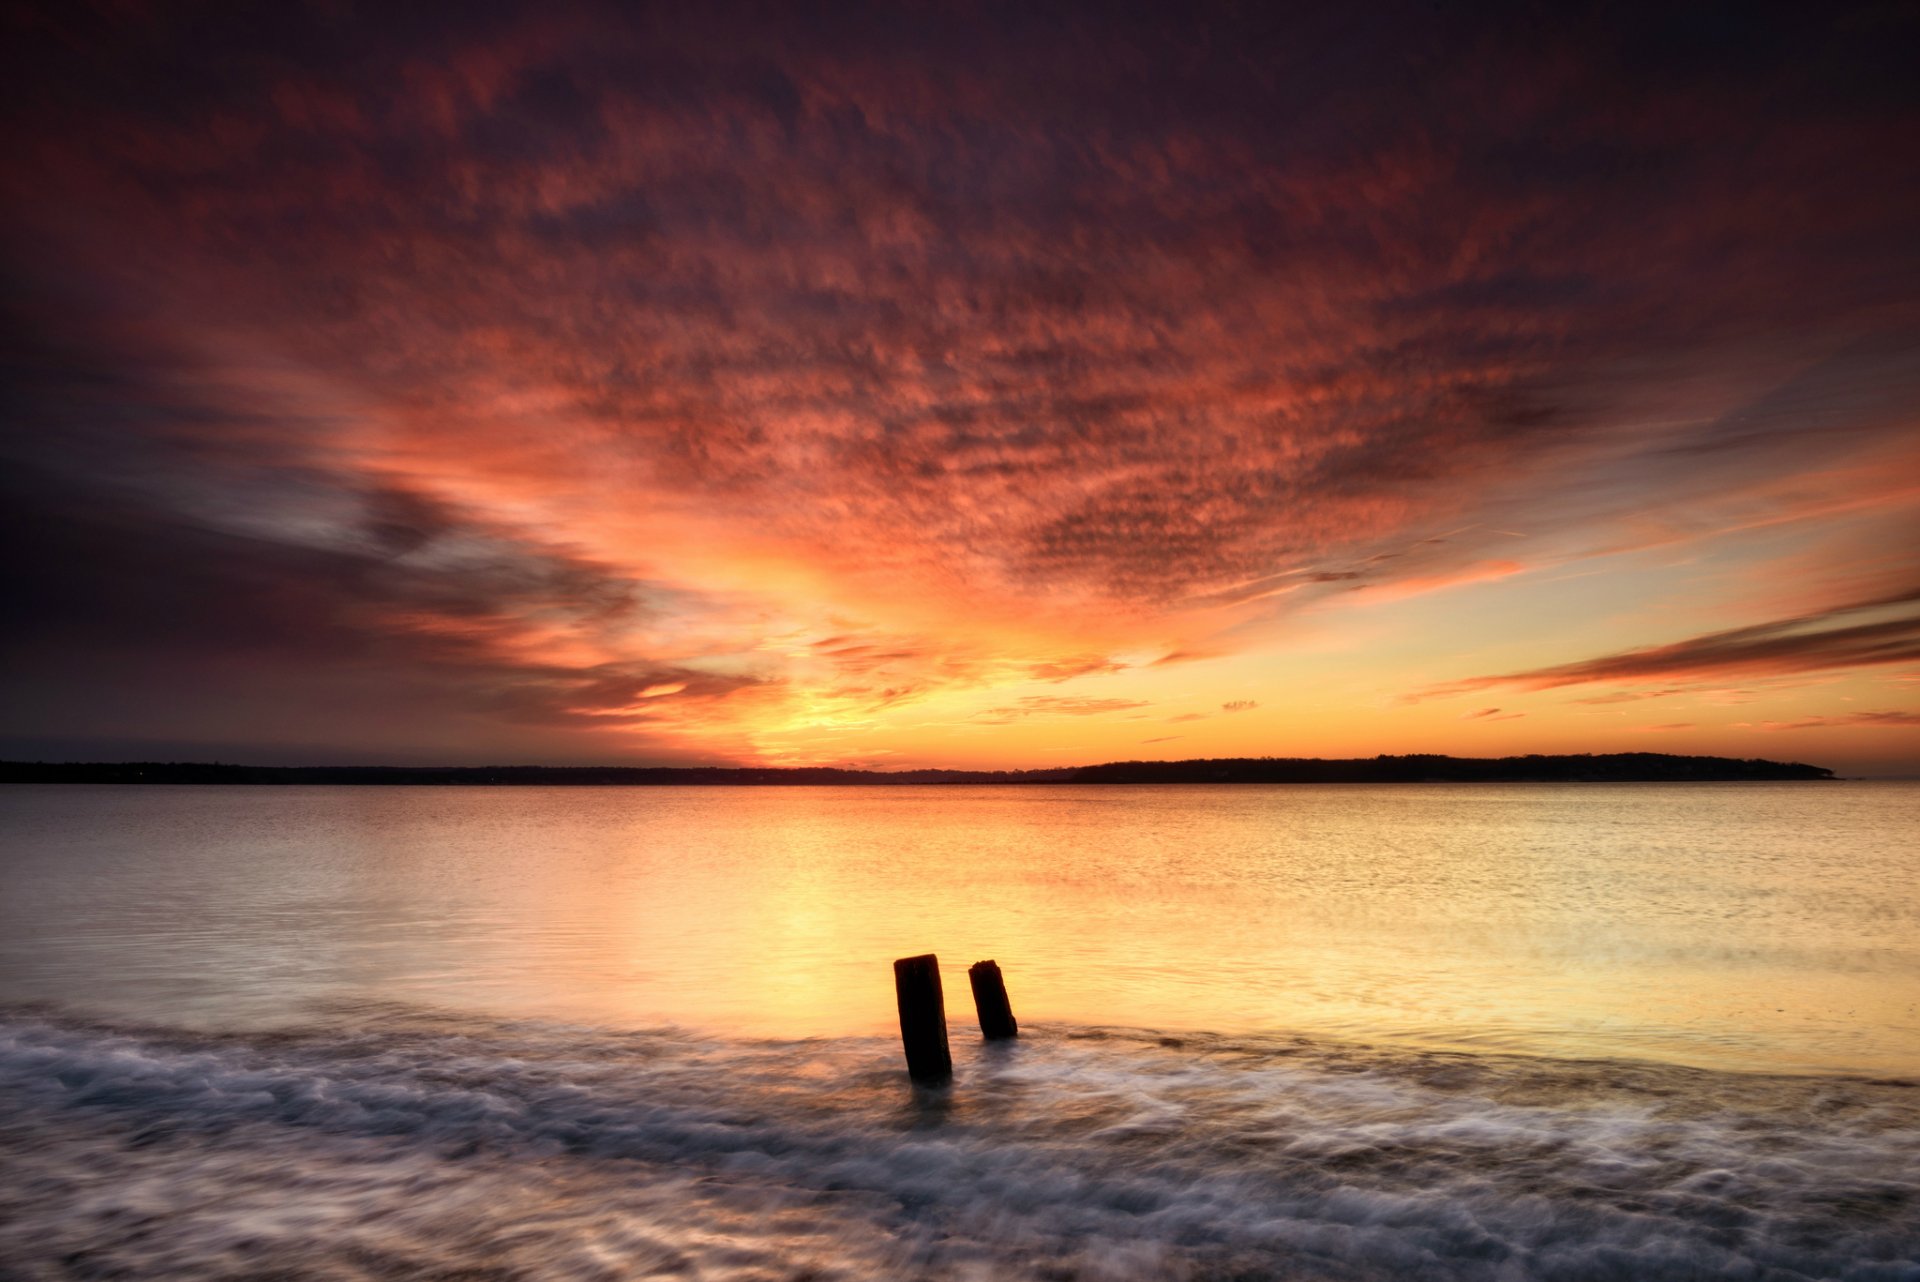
1 782 1915 1280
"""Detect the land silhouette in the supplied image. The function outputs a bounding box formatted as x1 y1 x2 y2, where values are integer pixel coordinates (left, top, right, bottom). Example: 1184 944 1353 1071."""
1 753 1833 785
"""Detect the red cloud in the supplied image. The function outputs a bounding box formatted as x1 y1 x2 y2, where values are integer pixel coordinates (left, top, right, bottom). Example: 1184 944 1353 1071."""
4 4 1919 764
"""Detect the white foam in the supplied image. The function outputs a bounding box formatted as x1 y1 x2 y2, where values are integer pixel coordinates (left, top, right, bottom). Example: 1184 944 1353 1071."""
2 1011 1916 1280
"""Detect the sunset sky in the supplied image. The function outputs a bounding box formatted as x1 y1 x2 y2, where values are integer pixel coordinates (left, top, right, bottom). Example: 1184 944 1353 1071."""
2 1 1917 773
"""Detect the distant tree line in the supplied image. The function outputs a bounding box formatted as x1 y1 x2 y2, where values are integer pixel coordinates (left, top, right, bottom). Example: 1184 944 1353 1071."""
0 753 1834 785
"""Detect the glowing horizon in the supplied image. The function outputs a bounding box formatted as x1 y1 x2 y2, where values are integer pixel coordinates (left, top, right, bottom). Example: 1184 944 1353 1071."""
3 3 1917 774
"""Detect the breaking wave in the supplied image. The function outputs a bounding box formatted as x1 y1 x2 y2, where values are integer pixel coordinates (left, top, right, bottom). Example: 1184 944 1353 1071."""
3 1005 1916 1280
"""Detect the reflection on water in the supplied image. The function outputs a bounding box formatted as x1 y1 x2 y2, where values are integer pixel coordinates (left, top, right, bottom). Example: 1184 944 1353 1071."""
1 782 1916 1073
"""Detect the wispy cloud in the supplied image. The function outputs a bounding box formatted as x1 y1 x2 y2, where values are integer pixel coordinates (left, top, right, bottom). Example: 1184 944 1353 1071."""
971 696 1151 725
1759 710 1920 731
1415 590 1920 703
1027 656 1128 683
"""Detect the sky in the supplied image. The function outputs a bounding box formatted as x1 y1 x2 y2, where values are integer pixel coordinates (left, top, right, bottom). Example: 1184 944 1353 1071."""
1 1 1917 774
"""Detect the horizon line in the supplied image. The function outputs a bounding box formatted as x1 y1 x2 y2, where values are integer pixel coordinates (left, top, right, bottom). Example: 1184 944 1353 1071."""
0 752 1844 784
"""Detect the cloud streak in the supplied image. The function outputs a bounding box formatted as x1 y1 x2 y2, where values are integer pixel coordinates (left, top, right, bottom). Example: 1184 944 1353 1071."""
1416 591 1920 703
1759 711 1920 731
972 696 1151 726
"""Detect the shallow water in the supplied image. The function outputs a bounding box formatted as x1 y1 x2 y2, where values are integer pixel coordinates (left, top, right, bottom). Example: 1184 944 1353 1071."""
3 1006 1916 1280
2 782 1917 1279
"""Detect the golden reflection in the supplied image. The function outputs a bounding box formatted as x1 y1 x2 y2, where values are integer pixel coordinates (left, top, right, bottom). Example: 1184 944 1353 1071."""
2 784 1914 1075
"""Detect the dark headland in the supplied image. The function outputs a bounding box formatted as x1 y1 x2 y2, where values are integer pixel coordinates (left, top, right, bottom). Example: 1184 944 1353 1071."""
1 753 1833 785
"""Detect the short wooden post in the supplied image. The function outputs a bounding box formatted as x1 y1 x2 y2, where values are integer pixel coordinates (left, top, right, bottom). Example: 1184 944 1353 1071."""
968 959 1018 1040
893 953 952 1085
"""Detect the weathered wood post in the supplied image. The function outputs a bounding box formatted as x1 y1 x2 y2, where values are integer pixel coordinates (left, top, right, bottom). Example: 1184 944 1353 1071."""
893 953 952 1085
968 959 1018 1040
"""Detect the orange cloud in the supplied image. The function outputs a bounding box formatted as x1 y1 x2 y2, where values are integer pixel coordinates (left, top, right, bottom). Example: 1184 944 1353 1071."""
1416 589 1920 702
971 696 1151 725
1760 710 1920 731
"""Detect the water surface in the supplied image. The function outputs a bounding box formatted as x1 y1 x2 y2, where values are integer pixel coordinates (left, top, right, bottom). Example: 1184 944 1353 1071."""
4 782 1917 1280
2 782 1914 1073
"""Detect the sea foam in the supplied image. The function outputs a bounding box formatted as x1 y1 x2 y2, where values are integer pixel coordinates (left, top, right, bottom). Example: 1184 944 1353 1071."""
2 1006 1916 1280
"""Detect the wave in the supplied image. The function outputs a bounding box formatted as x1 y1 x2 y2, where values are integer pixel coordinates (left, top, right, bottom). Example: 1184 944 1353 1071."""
2 1005 1916 1280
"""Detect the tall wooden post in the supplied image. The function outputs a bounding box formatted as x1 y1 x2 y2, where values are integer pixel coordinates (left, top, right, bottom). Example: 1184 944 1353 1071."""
968 959 1018 1040
893 953 952 1085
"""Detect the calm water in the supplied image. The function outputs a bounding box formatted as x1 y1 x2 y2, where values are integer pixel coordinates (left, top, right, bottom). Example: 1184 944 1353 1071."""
3 782 1917 1280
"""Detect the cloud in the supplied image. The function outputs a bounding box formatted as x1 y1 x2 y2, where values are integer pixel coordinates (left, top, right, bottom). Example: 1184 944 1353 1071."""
971 696 1151 725
1416 590 1920 702
1575 688 1706 705
1221 700 1259 713
23 5 1917 619
1632 723 1696 732
1150 650 1224 668
1027 656 1128 683
1760 710 1920 731
0 315 780 763
1350 561 1530 606
3 1 1919 762
480 663 767 728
